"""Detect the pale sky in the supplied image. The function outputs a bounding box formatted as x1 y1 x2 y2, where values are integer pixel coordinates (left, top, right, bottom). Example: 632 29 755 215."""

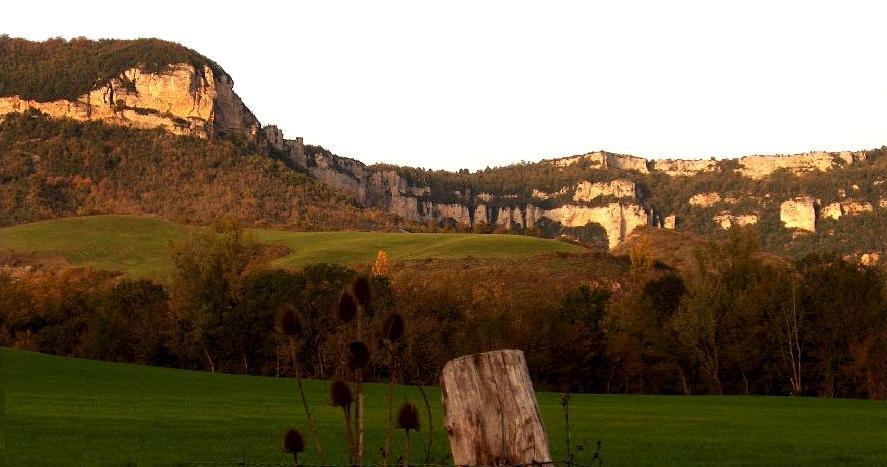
3 1 885 170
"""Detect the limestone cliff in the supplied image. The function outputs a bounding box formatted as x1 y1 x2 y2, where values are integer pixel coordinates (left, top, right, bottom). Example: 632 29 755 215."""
0 64 260 141
713 211 758 230
545 151 649 173
540 149 868 180
737 151 866 180
573 179 637 202
541 203 649 248
780 197 819 232
689 192 722 208
653 159 717 177
821 200 875 220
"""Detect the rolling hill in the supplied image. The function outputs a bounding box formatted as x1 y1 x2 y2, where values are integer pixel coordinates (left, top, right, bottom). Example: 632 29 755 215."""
0 215 584 280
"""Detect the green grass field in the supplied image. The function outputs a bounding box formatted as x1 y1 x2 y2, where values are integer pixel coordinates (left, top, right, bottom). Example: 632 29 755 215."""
0 215 582 280
3 349 886 466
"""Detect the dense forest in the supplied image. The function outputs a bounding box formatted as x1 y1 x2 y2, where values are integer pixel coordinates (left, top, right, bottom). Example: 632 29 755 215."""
2 225 886 399
0 35 227 101
0 110 398 230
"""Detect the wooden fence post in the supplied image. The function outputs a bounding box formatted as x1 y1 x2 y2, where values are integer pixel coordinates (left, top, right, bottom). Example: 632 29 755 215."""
441 350 552 466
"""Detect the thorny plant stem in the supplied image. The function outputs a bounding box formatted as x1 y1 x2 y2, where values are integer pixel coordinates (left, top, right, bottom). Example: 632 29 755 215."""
404 431 411 467
417 385 433 462
356 307 365 465
384 346 396 465
562 393 572 466
356 372 365 465
343 406 355 465
289 338 326 465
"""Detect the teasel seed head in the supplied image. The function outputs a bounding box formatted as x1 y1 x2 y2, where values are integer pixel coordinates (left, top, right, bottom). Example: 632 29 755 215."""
383 313 405 342
282 427 305 455
396 401 420 432
329 379 353 408
337 290 357 323
278 306 302 337
352 275 372 305
346 340 371 370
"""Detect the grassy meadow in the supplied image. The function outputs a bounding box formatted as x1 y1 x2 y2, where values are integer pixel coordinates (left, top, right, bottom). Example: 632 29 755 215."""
0 215 583 280
3 348 886 466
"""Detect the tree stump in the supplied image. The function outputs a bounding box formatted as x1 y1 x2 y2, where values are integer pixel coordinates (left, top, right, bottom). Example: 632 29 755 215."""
441 350 552 466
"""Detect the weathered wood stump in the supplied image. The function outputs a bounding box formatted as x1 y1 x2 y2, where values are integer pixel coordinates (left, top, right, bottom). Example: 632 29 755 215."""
441 350 552 466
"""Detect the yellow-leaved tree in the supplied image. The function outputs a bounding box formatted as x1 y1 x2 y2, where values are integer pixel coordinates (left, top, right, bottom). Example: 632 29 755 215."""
372 250 390 277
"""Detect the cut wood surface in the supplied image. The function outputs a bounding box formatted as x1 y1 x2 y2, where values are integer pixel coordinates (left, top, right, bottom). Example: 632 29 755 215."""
441 350 551 466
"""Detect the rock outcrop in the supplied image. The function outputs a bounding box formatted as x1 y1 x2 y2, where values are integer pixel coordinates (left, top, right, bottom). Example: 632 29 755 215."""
713 211 758 230
573 179 636 202
474 205 490 225
841 200 874 215
473 202 650 249
547 152 649 174
536 203 649 248
532 179 636 202
0 64 260 141
780 197 819 232
822 200 875 220
737 151 866 180
531 187 568 200
653 159 717 177
821 202 843 220
860 252 881 266
689 192 722 208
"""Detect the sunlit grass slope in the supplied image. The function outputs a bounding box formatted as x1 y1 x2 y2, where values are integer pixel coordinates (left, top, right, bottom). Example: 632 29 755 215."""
0 215 583 280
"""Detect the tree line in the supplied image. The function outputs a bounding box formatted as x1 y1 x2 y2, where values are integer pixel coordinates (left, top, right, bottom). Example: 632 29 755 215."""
1 226 885 399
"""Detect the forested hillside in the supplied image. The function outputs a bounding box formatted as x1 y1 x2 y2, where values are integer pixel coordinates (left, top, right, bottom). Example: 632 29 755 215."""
0 111 397 230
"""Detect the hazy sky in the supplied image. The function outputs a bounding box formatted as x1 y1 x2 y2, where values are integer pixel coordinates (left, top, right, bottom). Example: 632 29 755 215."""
4 1 885 170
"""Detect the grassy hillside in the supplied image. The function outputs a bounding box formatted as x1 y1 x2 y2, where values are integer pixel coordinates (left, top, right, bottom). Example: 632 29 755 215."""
0 215 583 280
4 348 886 466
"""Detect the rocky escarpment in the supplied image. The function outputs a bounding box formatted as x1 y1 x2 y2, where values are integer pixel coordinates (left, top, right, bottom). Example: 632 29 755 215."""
738 151 867 179
0 64 260 141
653 159 717 177
544 151 649 173
259 129 655 249
260 121 884 251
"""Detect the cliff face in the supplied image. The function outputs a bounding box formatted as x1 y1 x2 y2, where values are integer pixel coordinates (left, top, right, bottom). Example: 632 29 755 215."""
0 64 260 141
545 151 649 173
780 197 819 232
267 130 882 250
713 212 758 230
738 151 866 179
263 138 653 249
653 159 717 177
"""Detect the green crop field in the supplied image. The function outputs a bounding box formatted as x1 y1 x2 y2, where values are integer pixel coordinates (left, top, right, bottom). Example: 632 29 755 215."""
3 349 886 466
0 215 583 280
